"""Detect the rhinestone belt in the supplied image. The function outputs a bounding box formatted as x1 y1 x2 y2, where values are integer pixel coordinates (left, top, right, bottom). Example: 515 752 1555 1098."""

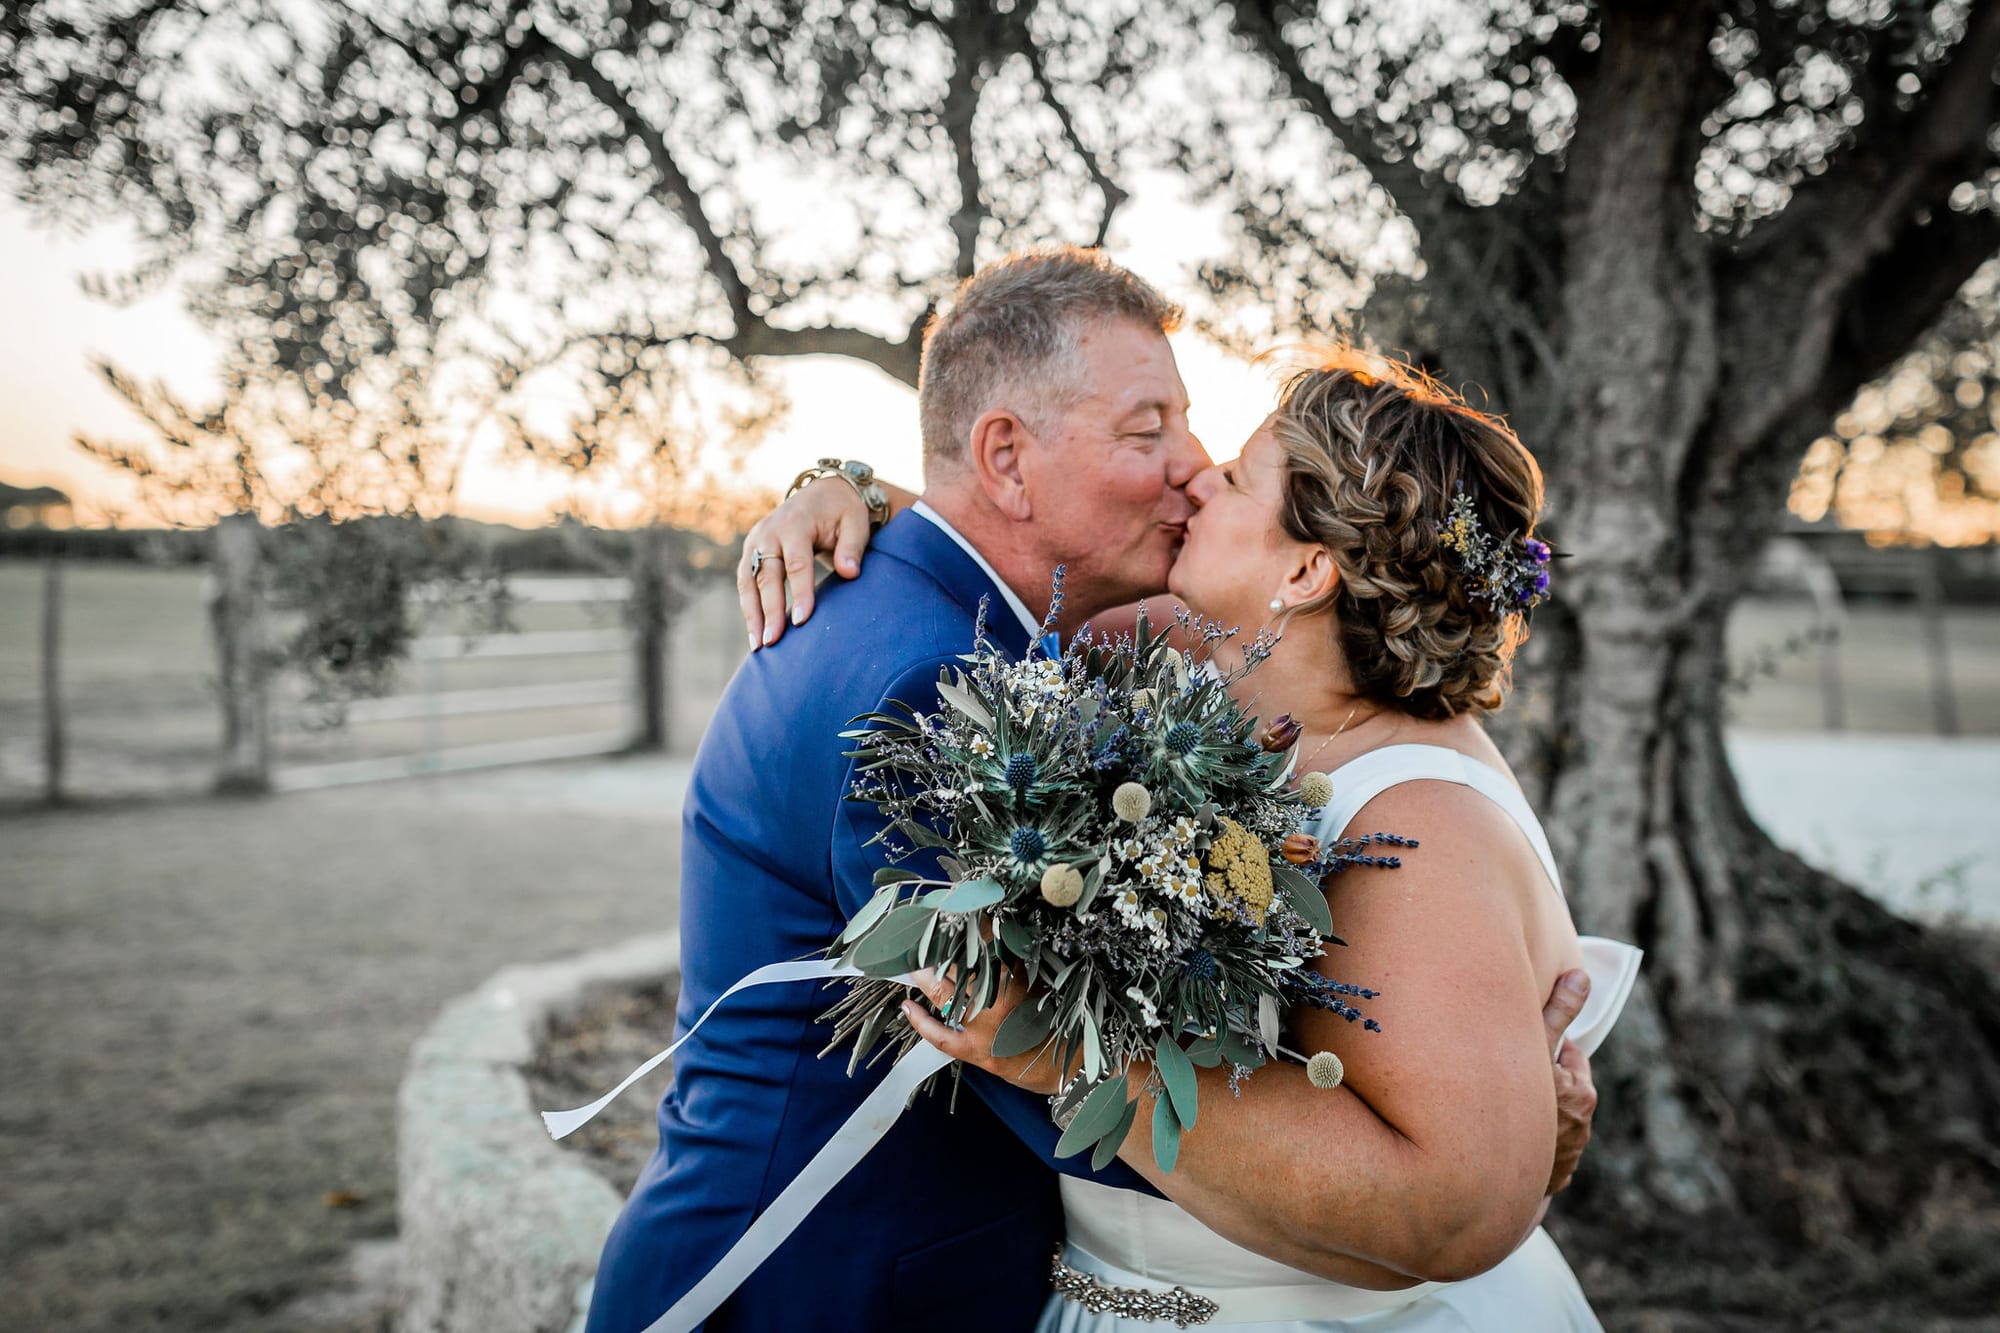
1048 1249 1221 1327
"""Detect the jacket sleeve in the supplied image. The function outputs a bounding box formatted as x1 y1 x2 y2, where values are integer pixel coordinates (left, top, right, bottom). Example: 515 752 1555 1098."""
829 654 1160 1194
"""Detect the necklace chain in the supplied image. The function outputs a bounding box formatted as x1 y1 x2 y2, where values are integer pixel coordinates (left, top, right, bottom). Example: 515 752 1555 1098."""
1296 701 1364 774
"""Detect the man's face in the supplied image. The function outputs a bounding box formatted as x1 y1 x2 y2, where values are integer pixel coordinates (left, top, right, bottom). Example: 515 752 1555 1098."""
1020 318 1210 614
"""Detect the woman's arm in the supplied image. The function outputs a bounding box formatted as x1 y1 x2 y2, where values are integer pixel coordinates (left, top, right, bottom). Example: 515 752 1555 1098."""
906 781 1586 1285
738 471 916 648
1116 783 1569 1282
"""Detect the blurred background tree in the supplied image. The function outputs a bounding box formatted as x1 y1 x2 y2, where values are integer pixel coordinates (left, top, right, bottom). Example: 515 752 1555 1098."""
4 0 1996 1253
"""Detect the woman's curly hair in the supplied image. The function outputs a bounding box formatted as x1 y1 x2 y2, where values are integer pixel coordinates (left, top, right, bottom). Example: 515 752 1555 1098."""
1271 348 1547 720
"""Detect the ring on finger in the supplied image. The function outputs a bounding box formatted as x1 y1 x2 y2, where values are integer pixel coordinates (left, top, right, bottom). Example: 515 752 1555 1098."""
749 549 768 577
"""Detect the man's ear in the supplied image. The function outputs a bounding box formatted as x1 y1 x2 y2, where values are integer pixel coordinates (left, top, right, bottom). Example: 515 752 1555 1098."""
1283 545 1341 605
969 407 1034 521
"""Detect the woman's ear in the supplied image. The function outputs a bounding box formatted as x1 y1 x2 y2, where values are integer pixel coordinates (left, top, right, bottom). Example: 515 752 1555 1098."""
968 408 1034 521
1284 545 1341 605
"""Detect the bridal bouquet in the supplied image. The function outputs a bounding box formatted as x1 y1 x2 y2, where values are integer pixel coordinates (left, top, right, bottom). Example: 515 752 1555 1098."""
825 582 1388 1173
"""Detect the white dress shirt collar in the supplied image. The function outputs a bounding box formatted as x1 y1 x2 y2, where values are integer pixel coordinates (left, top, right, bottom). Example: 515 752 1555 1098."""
910 500 1044 641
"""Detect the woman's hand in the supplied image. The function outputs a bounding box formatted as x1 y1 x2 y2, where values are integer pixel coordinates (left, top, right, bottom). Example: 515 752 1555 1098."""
902 964 1076 1096
737 476 874 649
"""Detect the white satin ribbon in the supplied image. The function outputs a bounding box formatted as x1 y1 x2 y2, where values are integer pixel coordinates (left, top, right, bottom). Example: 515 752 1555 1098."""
540 958 865 1140
540 958 952 1333
643 1042 953 1333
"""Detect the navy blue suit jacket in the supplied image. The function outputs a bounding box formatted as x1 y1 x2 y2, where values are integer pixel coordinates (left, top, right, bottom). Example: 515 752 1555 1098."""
586 512 1155 1333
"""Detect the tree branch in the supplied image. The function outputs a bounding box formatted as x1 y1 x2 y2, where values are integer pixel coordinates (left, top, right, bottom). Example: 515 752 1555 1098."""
1713 0 2000 456
941 12 986 280
1740 0 2000 293
1226 0 1435 218
549 43 756 332
549 36 923 384
1818 205 2000 416
1021 41 1129 248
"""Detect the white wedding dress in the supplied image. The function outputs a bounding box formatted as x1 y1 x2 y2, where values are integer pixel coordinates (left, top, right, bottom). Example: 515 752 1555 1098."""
1038 744 1642 1331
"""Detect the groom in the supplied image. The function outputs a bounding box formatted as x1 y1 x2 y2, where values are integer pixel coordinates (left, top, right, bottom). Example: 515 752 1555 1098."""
586 248 1597 1333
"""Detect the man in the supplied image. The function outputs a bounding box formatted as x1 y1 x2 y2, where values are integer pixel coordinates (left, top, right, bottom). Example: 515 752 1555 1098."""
585 248 1596 1333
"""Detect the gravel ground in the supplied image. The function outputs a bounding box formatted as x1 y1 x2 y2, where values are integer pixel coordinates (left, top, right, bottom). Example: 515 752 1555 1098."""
0 762 680 1333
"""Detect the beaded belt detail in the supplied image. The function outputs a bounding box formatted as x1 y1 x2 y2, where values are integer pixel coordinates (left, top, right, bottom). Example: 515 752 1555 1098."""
1049 1249 1221 1327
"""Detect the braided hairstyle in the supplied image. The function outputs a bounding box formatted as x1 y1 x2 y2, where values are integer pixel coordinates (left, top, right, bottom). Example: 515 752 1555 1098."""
1271 349 1546 720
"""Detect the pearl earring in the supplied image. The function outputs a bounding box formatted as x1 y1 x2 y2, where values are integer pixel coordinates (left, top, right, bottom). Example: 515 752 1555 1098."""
1269 598 1284 613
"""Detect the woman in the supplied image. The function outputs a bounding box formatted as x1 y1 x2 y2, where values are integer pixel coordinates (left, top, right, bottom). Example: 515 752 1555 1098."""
742 351 1635 1330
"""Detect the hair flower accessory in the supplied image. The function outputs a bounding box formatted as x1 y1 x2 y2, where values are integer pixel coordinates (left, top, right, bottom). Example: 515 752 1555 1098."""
1439 489 1557 615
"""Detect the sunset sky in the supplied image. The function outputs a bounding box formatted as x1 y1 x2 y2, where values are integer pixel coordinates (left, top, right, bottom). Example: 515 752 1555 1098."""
0 182 1274 530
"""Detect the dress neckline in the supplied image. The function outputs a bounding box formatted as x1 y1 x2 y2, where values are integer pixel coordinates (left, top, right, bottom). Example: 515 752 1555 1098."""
1313 743 1564 899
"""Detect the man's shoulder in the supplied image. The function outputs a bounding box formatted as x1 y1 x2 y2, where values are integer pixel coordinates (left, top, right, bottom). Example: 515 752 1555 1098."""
764 551 984 685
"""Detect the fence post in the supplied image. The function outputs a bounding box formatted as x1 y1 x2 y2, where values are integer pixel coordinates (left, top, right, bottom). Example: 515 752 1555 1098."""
631 527 676 752
41 550 66 804
1915 546 1959 737
211 513 272 793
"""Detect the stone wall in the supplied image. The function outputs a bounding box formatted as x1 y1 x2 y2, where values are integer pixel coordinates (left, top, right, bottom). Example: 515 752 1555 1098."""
397 934 678 1333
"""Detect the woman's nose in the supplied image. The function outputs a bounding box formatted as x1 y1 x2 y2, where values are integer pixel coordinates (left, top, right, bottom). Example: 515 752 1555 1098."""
1186 465 1220 506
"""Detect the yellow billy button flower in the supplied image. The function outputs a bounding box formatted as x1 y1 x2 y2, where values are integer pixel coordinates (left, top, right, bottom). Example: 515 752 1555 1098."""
1112 781 1153 823
1040 863 1085 908
1297 771 1335 808
1307 1050 1345 1090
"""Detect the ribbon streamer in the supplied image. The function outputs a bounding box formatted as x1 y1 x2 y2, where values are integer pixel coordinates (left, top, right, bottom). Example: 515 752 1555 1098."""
643 1042 953 1333
540 958 865 1140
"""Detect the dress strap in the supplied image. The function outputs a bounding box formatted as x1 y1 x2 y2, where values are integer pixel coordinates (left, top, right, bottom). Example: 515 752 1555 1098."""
1315 743 1564 898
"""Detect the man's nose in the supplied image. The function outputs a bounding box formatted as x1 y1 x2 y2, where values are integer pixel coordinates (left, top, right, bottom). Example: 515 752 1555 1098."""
1169 429 1213 488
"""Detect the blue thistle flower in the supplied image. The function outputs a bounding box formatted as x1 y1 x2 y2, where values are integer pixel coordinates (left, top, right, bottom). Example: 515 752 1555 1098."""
1010 826 1047 862
1165 721 1202 755
1005 753 1037 791
1182 948 1219 982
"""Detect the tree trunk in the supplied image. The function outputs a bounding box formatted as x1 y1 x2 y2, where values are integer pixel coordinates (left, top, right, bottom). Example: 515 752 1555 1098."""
1474 0 2000 1236
211 513 272 794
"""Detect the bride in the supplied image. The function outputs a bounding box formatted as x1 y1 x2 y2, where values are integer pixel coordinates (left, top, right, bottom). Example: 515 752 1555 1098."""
743 350 1636 1330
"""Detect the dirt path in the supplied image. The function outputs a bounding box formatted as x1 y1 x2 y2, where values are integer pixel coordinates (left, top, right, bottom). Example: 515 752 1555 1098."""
0 760 682 1332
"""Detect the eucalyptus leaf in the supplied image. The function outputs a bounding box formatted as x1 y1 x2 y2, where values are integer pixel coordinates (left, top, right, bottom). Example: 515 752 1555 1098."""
1274 863 1333 936
1184 1035 1224 1068
1053 1075 1129 1159
921 876 1006 913
873 866 925 888
998 916 1035 959
1075 858 1107 913
1152 1092 1183 1173
1218 1025 1263 1069
1154 1035 1199 1129
1082 1010 1104 1082
850 904 934 972
1093 1096 1139 1172
992 996 1056 1058
1259 993 1280 1055
837 884 898 945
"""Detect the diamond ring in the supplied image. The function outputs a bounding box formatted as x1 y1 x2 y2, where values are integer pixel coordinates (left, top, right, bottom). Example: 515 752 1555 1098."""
749 549 768 577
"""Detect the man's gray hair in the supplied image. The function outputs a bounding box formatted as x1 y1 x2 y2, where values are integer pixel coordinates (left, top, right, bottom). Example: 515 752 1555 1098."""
918 247 1182 474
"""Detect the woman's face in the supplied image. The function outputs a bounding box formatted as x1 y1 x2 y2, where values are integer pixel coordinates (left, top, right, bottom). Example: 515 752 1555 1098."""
1168 419 1320 628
